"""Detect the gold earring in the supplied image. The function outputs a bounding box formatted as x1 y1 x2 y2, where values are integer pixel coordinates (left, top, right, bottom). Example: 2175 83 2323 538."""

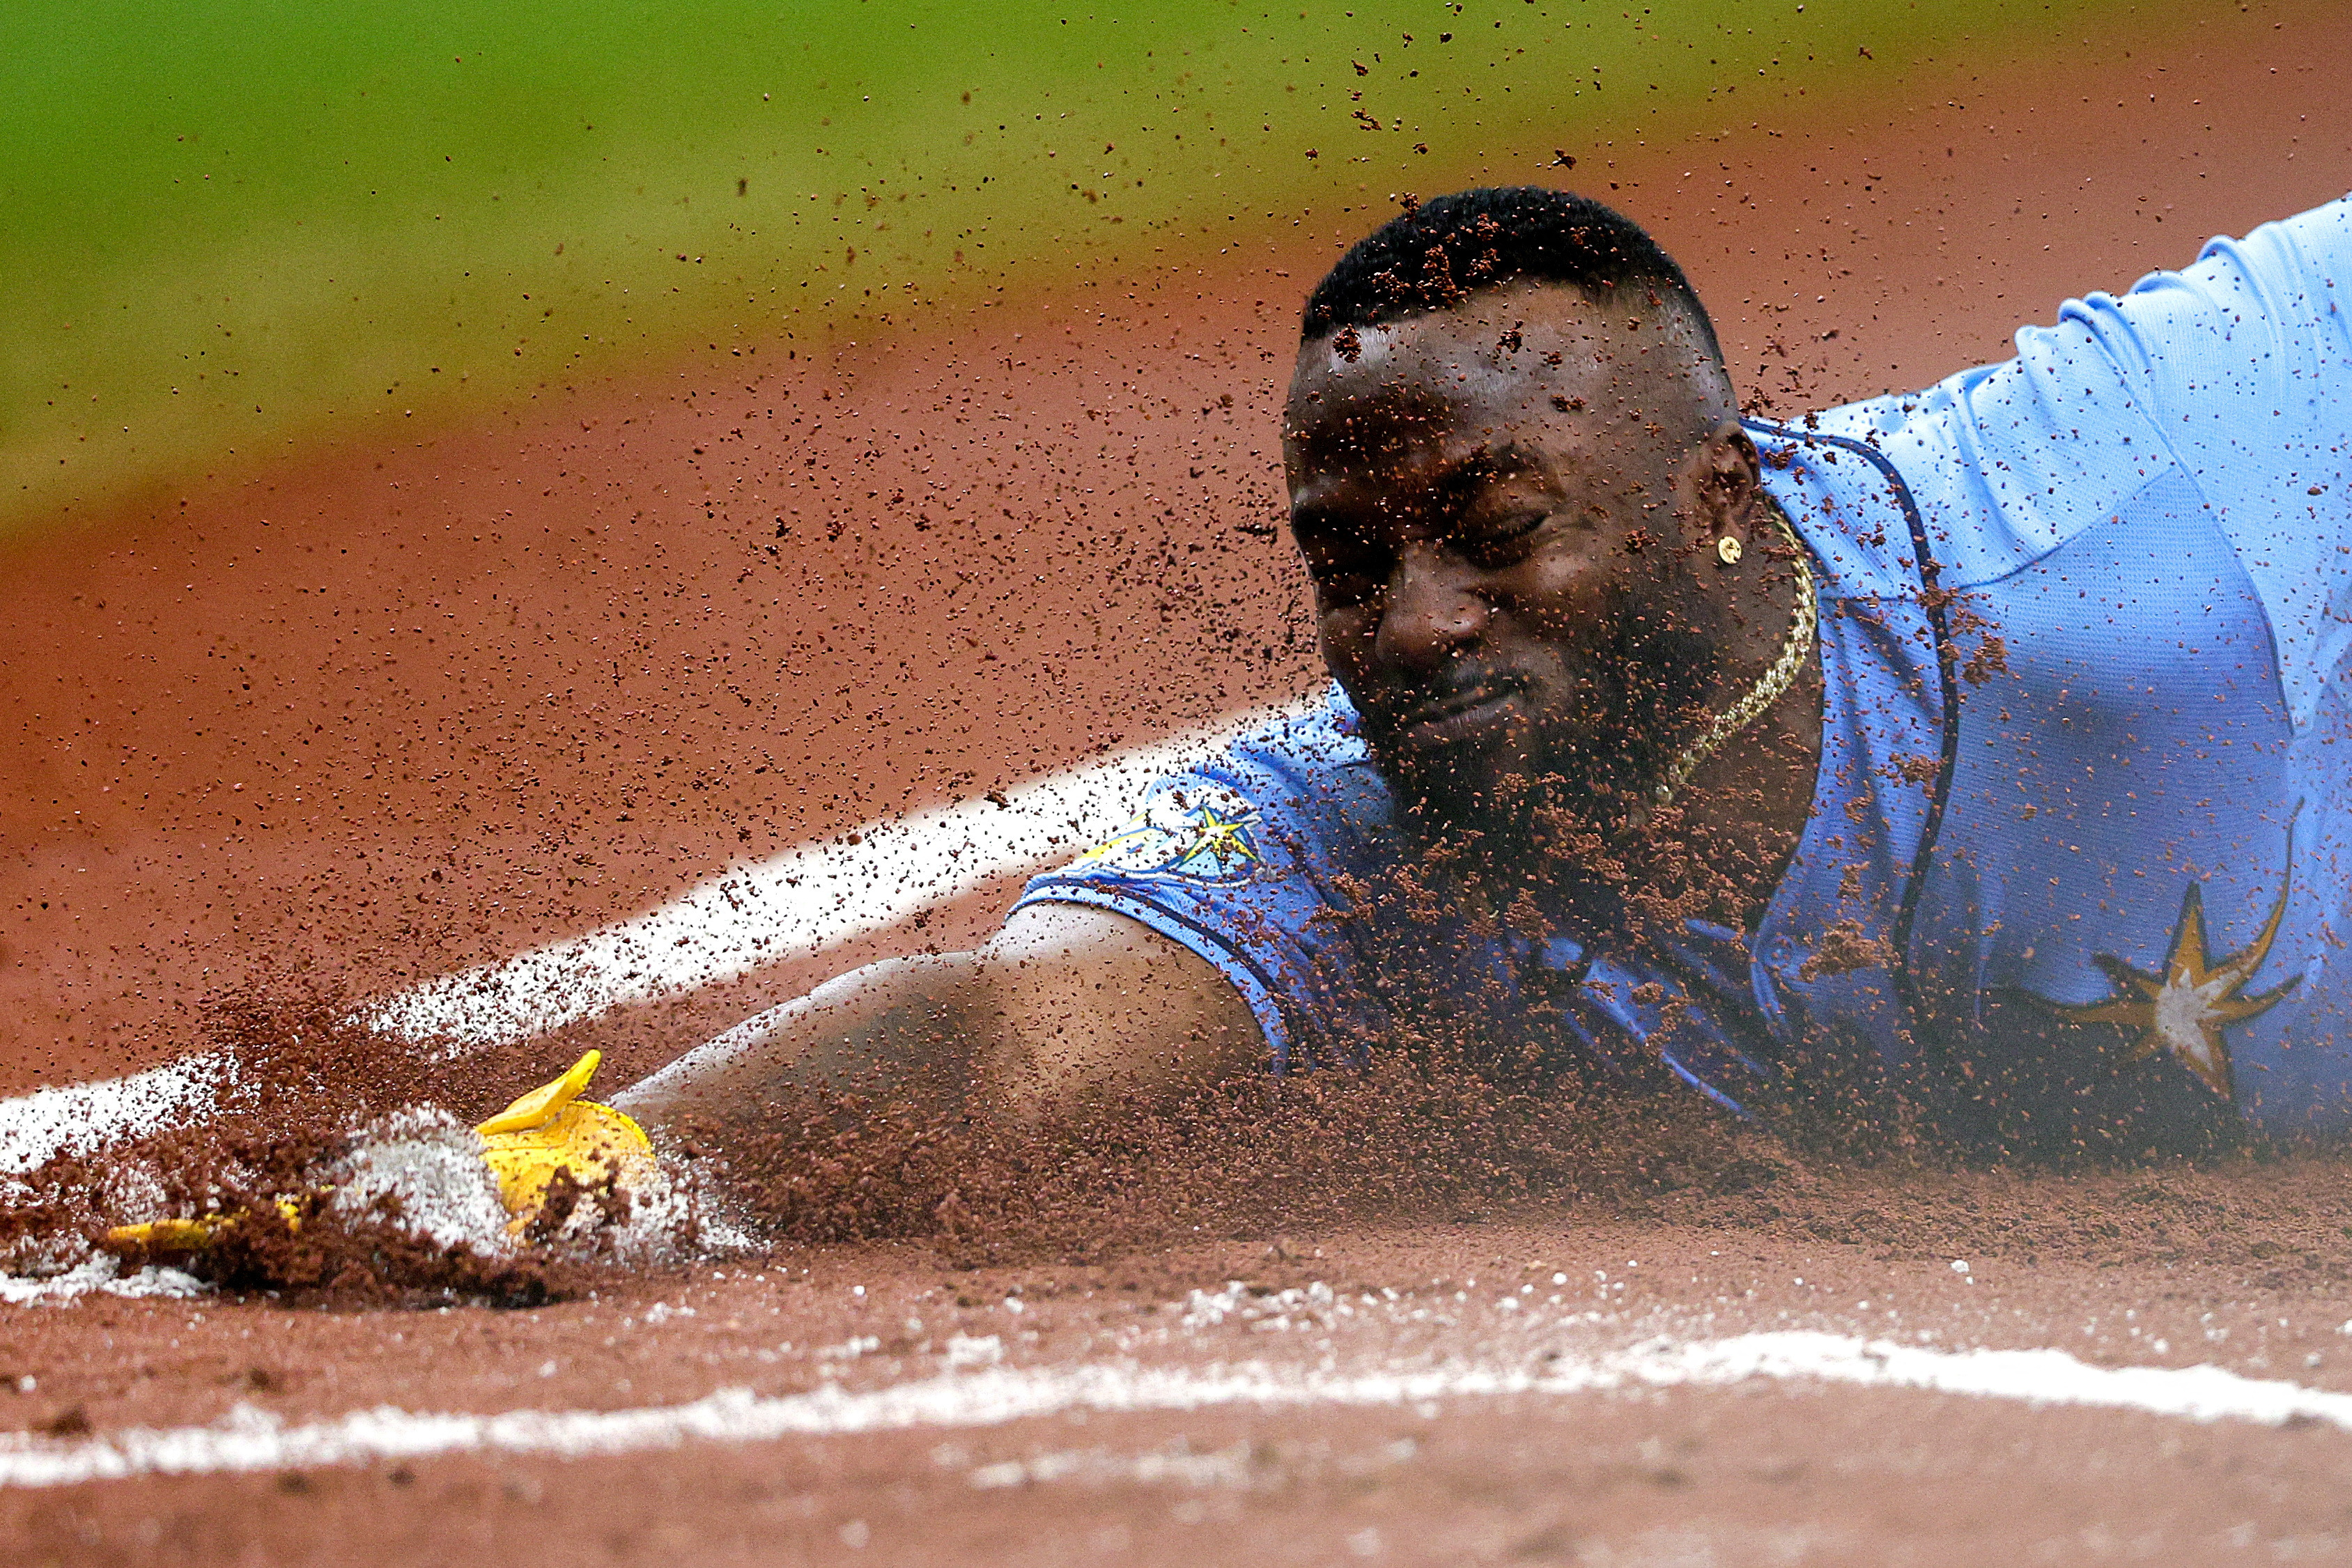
1716 535 1744 566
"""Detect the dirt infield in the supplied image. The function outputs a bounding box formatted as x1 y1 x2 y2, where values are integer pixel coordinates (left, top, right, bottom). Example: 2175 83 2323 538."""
14 1177 2352 1565
8 5 2352 1562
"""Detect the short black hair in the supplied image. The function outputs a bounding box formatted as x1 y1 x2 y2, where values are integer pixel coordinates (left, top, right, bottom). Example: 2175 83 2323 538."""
1301 187 1722 364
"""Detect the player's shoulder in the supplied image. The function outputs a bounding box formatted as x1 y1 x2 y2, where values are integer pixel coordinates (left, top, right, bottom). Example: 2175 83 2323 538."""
1183 686 1389 846
1218 685 1371 784
1752 197 2352 605
1743 409 1935 601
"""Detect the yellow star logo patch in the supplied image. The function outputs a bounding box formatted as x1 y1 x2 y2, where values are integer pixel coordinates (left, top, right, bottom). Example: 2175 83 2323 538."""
2052 850 2299 1101
1074 789 1260 882
1187 807 1258 871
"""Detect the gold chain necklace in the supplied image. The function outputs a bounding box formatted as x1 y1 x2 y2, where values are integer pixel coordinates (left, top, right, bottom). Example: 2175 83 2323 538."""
1651 504 1818 807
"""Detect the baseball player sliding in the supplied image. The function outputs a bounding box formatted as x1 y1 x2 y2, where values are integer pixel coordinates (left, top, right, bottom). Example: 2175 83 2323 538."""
117 187 2352 1243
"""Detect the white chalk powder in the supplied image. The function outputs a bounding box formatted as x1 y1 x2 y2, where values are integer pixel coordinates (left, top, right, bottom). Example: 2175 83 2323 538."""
0 1254 208 1307
326 1109 514 1255
9 1330 2352 1487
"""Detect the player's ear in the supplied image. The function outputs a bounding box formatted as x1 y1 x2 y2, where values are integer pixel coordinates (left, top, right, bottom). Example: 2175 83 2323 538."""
1682 419 1765 543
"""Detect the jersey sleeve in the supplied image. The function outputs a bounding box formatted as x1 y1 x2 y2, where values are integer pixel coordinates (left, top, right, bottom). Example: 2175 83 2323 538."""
2078 195 2352 732
1010 699 1391 1073
1921 194 2352 727
2064 194 2352 451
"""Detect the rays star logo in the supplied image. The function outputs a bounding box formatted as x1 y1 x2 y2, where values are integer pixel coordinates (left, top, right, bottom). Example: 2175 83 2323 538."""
1183 806 1258 871
2050 838 2300 1101
1077 787 1261 883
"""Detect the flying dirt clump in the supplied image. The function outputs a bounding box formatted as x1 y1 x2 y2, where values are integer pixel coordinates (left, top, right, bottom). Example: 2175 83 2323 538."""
695 1020 1791 1272
0 975 720 1306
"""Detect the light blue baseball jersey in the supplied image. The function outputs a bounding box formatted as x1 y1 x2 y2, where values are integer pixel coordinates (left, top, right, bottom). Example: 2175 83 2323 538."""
1016 195 2352 1144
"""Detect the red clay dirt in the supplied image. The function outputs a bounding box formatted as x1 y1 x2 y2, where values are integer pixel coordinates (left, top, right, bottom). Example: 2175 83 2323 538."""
7 6 2352 1563
12 1190 2352 1567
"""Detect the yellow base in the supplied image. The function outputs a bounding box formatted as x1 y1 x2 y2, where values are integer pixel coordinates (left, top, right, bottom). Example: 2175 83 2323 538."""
475 1050 657 1233
478 1100 656 1232
100 1050 658 1251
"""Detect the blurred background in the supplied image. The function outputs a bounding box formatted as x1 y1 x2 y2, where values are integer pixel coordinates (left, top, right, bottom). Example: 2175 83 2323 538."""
1 0 2232 534
3 0 2346 1090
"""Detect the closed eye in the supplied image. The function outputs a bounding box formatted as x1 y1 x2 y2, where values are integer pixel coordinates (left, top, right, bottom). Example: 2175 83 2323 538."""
1457 511 1550 570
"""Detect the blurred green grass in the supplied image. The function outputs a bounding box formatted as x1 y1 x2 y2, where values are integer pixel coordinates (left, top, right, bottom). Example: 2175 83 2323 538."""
3 0 2109 534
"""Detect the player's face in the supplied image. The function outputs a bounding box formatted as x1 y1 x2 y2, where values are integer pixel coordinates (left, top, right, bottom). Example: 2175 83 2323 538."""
1282 283 1730 833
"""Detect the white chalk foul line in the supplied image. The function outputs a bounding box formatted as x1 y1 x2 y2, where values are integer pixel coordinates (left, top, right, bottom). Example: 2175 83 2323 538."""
369 697 1314 1050
0 1054 229 1177
0 699 1313 1176
4 1332 2350 1488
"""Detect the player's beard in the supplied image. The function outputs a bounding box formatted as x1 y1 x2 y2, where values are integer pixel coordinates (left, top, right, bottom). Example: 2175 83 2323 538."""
1368 610 1721 864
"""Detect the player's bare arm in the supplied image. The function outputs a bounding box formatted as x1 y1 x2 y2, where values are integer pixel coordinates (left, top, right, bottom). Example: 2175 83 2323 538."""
612 903 1264 1151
